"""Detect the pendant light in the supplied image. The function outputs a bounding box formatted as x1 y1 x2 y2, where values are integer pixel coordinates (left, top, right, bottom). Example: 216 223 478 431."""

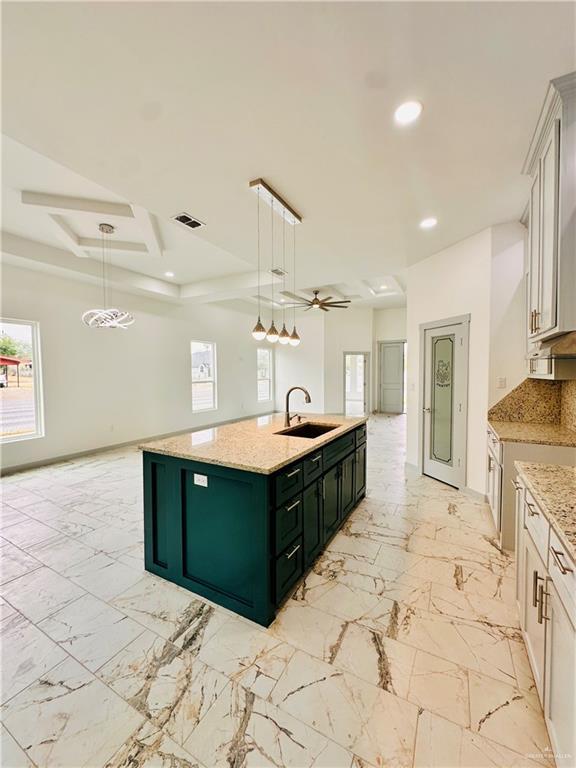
82 224 135 329
251 187 267 340
278 212 290 344
289 223 301 346
266 199 279 343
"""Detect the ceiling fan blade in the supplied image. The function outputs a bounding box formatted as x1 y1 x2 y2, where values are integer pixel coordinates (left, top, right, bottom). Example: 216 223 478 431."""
320 305 329 312
327 304 349 309
321 296 333 302
323 302 351 307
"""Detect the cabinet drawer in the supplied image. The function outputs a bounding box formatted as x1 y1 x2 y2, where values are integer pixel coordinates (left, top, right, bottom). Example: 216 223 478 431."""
524 491 550 564
323 431 355 470
303 451 323 485
486 428 502 465
528 357 552 378
274 494 303 555
355 424 367 446
274 462 304 506
275 537 303 605
548 528 576 626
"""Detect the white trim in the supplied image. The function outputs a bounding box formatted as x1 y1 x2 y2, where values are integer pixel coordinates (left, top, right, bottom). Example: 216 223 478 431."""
190 340 218 413
377 339 406 414
343 351 370 417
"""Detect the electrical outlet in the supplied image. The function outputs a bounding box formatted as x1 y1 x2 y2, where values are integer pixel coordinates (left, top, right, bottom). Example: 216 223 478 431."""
496 377 507 389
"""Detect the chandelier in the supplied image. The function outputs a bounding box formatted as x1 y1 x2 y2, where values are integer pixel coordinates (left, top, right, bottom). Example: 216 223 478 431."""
82 223 135 329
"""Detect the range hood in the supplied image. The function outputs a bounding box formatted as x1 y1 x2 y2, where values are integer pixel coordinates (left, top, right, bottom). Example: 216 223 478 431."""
530 331 576 359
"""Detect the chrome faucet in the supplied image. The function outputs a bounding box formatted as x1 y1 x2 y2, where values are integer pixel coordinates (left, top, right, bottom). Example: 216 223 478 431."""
285 386 311 427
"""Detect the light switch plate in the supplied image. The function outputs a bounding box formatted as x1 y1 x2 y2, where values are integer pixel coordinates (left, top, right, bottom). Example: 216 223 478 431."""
194 474 208 487
496 377 507 389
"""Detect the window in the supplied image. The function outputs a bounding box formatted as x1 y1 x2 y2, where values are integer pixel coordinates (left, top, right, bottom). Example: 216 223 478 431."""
257 348 273 402
0 319 44 443
191 341 217 411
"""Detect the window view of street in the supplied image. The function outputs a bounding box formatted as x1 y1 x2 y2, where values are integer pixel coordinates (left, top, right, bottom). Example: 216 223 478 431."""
0 320 40 440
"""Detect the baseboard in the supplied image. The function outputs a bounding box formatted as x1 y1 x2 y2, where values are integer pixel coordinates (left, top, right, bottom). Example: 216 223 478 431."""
1 411 275 477
462 487 488 503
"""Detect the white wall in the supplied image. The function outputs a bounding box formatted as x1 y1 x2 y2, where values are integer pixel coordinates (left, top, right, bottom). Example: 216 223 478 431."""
323 309 374 413
274 314 325 414
406 228 492 495
489 222 527 406
1 264 273 470
373 308 407 341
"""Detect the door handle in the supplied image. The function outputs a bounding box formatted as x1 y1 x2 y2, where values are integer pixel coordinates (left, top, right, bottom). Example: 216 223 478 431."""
532 570 543 608
423 407 431 413
537 584 550 624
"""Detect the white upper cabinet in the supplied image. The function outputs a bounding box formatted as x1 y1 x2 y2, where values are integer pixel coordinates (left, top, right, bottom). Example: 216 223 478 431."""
524 72 576 342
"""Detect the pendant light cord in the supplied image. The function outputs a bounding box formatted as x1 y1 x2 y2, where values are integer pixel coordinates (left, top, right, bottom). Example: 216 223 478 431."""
256 188 261 317
282 212 286 325
293 223 296 327
270 199 274 321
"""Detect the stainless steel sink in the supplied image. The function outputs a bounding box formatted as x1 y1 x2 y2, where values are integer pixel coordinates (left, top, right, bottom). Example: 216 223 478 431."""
276 422 338 438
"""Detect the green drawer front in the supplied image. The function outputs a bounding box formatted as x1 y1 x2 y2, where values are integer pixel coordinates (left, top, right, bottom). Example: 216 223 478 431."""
275 537 303 605
355 424 367 446
303 450 323 485
275 493 303 555
323 431 355 469
274 462 304 506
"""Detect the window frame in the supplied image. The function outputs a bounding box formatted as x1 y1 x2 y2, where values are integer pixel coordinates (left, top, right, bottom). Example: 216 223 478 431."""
257 347 273 403
0 317 45 444
190 340 218 413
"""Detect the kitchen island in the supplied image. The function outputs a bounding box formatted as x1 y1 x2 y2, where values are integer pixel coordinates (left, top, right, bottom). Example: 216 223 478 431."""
140 413 367 626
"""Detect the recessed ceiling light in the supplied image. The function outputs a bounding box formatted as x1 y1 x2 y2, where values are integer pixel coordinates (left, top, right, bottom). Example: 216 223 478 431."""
394 101 423 126
379 284 387 290
164 271 175 278
419 217 437 230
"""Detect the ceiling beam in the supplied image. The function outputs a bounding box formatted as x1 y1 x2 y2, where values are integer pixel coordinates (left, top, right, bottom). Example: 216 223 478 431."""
179 271 281 303
21 191 134 219
49 214 89 258
131 205 163 258
79 237 147 254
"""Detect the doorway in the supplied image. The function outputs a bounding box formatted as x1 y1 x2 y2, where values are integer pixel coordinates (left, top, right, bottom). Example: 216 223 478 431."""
420 316 469 488
378 341 406 413
343 352 369 416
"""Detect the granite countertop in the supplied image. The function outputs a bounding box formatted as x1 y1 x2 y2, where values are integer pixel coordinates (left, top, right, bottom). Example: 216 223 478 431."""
489 420 576 447
140 413 367 475
515 461 576 561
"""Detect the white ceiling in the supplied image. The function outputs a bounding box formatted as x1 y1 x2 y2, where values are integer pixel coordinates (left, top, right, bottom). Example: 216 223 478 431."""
1 2 575 304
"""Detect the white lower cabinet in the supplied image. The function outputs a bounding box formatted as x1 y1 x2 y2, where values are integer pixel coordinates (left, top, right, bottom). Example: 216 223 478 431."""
543 577 576 766
521 530 547 702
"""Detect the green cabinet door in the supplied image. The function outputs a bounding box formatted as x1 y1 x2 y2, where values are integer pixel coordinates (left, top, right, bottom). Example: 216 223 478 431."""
340 452 356 518
355 443 367 500
323 465 340 542
302 479 323 567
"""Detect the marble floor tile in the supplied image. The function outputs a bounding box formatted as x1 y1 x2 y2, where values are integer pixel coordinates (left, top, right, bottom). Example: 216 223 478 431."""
183 681 354 768
428 582 520 632
270 649 418 767
407 650 470 728
0 504 29 529
292 578 382 622
39 593 145 672
0 723 35 768
373 541 427 574
325 531 381 563
63 552 144 600
26 533 99 571
78 525 143 558
0 656 144 768
111 576 228 652
0 566 85 623
0 517 61 550
0 609 67 704
268 602 348 663
0 540 41 585
414 709 546 768
198 617 295 698
106 721 205 768
98 630 228 747
468 671 553 765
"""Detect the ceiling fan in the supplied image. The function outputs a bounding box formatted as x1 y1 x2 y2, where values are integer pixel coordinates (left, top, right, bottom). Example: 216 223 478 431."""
285 289 351 312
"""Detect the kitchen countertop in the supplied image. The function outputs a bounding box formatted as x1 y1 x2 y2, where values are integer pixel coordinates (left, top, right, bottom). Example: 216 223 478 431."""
488 420 576 447
140 413 367 475
515 461 576 561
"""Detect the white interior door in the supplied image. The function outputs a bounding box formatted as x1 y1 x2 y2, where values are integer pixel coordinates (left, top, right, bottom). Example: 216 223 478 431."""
422 319 468 488
379 342 405 413
344 353 368 416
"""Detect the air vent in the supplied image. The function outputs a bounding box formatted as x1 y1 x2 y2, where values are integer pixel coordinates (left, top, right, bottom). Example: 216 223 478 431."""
172 212 205 230
270 267 288 277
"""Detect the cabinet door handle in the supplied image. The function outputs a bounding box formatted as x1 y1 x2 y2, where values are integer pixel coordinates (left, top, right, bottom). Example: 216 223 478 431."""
488 456 493 472
511 480 521 491
534 310 540 332
322 479 325 501
550 546 574 575
532 569 543 608
286 543 300 560
311 454 322 463
537 584 550 624
530 309 534 334
285 499 300 512
286 468 301 479
526 502 539 517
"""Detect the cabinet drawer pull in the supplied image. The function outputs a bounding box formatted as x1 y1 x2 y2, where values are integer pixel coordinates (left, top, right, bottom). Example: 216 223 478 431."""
285 499 301 513
532 569 543 607
310 454 322 463
550 546 574 575
511 480 522 491
285 468 301 479
286 543 300 560
526 502 539 517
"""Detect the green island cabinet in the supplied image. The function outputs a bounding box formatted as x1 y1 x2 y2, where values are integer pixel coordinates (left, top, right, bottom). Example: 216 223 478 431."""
143 422 367 626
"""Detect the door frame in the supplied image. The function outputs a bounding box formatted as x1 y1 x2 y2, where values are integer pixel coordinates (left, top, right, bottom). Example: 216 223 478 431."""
342 351 370 416
418 314 470 488
377 339 406 413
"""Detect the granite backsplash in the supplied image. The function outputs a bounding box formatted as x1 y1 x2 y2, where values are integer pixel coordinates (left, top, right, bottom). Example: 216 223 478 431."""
488 377 576 431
